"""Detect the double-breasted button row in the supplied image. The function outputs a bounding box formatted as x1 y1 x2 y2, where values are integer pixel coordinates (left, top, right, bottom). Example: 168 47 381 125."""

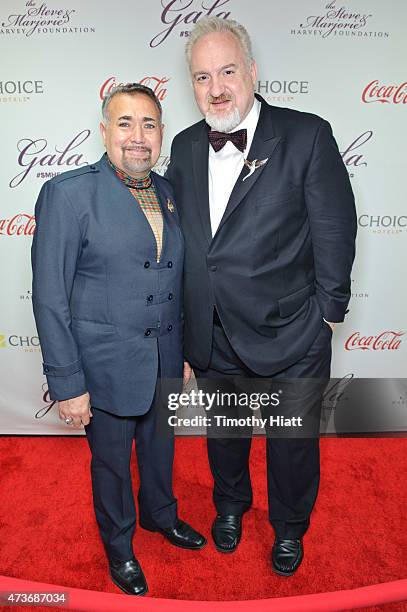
144 325 173 336
144 261 173 269
146 293 174 303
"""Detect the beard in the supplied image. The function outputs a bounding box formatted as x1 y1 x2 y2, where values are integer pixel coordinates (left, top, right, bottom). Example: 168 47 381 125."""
205 106 241 133
122 147 152 176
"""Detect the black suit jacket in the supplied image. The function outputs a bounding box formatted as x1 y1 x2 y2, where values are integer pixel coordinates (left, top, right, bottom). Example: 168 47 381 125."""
166 95 357 375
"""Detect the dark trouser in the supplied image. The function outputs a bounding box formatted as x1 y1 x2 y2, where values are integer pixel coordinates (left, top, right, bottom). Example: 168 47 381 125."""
85 383 177 563
194 316 332 540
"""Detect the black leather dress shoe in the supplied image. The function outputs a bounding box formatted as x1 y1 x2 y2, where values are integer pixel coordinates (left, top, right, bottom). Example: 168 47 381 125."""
271 538 303 576
211 514 242 553
109 558 148 596
140 518 207 550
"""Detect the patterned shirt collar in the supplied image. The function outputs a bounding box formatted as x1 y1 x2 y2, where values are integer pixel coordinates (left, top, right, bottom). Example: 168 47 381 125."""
107 156 152 189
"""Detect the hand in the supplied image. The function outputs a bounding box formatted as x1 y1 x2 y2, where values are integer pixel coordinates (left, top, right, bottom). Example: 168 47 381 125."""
183 361 192 386
325 321 336 332
59 392 92 428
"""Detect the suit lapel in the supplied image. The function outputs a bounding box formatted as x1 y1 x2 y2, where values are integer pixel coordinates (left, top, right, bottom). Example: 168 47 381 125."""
192 123 212 246
216 99 282 234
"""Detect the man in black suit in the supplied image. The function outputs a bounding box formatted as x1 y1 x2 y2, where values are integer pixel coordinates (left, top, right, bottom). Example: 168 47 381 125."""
166 18 356 575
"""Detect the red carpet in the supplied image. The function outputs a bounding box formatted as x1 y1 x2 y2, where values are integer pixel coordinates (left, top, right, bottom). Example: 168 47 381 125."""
0 436 406 609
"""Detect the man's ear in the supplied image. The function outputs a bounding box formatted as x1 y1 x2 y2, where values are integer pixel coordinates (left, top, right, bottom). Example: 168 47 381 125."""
250 61 257 87
99 121 106 146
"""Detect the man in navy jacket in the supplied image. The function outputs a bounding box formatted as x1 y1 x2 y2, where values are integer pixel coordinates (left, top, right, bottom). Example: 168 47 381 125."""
32 84 206 596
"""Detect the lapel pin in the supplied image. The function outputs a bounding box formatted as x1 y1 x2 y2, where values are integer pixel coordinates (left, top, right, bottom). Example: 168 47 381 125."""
167 198 175 213
243 158 269 182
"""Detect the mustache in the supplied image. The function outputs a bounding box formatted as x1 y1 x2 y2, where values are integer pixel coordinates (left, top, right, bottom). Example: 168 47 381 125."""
123 146 151 153
208 94 231 104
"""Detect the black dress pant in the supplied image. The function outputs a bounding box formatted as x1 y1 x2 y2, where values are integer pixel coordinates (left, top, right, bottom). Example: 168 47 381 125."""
85 382 177 563
194 316 332 539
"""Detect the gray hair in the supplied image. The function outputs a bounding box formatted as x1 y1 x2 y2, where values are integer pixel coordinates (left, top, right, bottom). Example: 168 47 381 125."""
185 17 254 71
101 83 162 122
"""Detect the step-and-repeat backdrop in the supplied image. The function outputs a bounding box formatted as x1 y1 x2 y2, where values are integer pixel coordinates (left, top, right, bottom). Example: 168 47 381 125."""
0 0 406 434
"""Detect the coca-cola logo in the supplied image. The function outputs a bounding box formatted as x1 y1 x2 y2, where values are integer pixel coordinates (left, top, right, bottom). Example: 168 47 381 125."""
362 81 407 105
9 129 90 188
291 1 388 40
345 331 404 351
0 214 35 236
150 0 232 48
100 76 170 101
1 0 95 37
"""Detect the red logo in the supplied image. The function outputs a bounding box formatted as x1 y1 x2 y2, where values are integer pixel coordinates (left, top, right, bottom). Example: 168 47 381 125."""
99 76 170 101
345 331 404 351
362 80 407 104
0 214 35 236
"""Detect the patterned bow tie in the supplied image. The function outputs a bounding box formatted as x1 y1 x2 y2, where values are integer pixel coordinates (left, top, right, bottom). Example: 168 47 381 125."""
208 128 247 153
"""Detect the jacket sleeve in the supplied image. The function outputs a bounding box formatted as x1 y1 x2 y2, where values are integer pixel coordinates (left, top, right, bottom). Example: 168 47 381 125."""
31 180 87 401
304 119 357 322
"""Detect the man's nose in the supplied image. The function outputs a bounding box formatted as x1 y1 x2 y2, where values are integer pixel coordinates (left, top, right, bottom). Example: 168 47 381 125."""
209 75 225 99
129 123 144 142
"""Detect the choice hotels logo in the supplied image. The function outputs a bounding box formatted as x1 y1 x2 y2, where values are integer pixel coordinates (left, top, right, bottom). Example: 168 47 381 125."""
0 0 95 37
256 79 310 104
0 80 45 104
291 0 389 40
0 333 41 351
358 214 406 236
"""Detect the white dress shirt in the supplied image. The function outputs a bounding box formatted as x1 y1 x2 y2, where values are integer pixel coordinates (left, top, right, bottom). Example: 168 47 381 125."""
208 98 261 236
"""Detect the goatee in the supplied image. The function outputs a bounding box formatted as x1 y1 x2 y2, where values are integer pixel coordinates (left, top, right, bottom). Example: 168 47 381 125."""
205 107 241 133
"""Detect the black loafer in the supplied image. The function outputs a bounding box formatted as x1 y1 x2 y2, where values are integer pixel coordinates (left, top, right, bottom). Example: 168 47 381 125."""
109 558 148 596
271 538 303 576
140 518 207 550
211 514 242 553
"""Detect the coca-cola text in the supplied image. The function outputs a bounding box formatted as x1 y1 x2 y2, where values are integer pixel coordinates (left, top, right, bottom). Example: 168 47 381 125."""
0 214 35 236
100 76 170 101
345 331 404 351
362 80 407 104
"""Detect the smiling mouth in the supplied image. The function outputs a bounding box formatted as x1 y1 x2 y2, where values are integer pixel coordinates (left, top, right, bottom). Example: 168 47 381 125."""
124 147 150 155
209 98 232 111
